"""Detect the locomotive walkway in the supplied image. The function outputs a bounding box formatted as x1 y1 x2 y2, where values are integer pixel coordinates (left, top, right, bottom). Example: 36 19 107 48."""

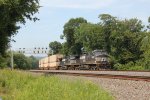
30 70 150 82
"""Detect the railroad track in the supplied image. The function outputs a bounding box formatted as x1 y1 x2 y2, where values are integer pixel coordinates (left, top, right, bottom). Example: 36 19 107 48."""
30 70 150 82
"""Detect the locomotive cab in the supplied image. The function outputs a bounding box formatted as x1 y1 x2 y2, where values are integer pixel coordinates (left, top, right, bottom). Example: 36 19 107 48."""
93 50 109 66
80 53 88 63
59 56 69 69
70 55 80 64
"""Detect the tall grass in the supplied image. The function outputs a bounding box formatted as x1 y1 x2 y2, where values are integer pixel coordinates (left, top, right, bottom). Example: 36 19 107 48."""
0 70 113 100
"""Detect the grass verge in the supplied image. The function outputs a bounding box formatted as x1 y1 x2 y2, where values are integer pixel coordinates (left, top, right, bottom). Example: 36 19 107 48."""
0 70 114 100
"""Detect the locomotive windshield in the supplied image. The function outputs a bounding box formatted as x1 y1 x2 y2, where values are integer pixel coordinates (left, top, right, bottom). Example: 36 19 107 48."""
94 51 102 57
93 50 107 57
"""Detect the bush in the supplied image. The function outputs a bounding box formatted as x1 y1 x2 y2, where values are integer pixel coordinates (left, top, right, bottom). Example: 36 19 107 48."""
0 56 8 69
114 62 145 71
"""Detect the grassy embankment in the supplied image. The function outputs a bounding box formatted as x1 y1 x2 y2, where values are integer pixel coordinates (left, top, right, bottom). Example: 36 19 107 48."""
0 70 114 100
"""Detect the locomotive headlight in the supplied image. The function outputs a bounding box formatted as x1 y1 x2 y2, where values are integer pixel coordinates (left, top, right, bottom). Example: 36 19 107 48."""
101 57 107 61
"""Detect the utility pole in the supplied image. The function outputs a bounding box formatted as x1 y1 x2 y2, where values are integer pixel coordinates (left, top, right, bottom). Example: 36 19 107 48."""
10 36 14 70
11 48 14 70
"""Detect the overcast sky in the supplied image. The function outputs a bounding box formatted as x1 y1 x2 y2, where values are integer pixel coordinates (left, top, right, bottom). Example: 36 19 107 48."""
12 0 150 49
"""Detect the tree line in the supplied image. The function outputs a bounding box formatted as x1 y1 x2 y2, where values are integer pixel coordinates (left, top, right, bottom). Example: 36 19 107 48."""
0 0 39 69
49 14 150 71
0 52 39 69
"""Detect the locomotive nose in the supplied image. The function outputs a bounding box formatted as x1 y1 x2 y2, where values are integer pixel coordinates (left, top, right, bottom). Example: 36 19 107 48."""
95 56 101 63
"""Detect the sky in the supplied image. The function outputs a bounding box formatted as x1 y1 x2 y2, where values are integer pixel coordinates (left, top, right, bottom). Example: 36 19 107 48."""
12 0 150 50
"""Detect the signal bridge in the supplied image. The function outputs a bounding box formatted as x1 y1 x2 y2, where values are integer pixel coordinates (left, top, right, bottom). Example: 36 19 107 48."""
14 47 50 54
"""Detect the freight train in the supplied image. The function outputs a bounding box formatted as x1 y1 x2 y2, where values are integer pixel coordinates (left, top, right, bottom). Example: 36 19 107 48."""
39 50 111 70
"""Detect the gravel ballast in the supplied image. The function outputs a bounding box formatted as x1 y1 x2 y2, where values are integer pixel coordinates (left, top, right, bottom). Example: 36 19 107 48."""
57 75 150 100
32 70 150 77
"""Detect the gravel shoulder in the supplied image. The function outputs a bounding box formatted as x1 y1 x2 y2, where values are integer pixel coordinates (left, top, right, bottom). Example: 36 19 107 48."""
56 75 150 100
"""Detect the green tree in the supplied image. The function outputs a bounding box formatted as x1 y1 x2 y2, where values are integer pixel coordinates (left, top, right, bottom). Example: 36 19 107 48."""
141 32 150 70
98 14 117 53
0 55 8 68
29 56 39 69
49 41 62 55
75 23 105 52
0 52 11 69
62 17 87 55
0 0 40 56
110 18 144 64
147 17 150 31
13 53 32 69
60 42 68 56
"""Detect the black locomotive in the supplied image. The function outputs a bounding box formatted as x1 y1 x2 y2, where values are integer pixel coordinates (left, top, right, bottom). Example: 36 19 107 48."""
59 50 110 70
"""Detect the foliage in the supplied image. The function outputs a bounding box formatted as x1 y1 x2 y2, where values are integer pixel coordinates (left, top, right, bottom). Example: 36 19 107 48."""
0 0 40 56
75 23 104 52
0 53 10 69
140 32 150 70
13 53 38 70
110 18 144 64
60 14 150 70
13 53 31 69
113 62 145 71
49 41 62 55
98 14 117 53
0 52 38 69
62 17 87 55
60 42 70 56
0 70 114 100
0 55 8 69
147 17 150 30
29 56 39 69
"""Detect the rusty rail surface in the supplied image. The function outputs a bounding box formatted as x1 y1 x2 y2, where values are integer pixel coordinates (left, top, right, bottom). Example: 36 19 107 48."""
30 70 150 82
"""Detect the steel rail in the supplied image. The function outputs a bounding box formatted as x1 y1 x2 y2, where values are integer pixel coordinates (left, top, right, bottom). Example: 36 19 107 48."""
30 70 150 82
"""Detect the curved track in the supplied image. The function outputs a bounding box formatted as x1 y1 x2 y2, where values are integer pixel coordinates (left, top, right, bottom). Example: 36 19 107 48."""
30 70 150 82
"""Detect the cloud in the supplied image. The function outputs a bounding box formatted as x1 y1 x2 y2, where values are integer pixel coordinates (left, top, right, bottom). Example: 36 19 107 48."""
40 0 114 9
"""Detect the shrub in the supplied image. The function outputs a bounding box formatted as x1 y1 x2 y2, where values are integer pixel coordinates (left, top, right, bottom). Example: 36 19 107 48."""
114 62 145 71
0 56 7 69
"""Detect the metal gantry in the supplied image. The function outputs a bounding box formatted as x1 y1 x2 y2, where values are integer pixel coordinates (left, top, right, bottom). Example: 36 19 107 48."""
15 47 50 54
